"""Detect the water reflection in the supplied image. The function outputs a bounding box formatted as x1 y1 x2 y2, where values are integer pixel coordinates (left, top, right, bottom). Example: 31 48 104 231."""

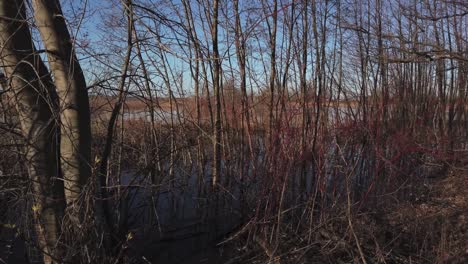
121 170 241 263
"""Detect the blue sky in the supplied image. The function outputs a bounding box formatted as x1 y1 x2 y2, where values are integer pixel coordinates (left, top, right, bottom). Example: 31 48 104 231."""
57 0 343 97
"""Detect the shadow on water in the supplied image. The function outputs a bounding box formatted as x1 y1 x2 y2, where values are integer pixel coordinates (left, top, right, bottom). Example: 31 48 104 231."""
121 169 242 264
0 168 242 264
0 140 434 263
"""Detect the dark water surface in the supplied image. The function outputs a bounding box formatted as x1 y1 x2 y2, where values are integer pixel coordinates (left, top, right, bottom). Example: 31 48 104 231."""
122 170 242 263
0 169 242 264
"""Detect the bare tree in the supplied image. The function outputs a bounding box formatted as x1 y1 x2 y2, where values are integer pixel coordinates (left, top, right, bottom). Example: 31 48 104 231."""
212 0 221 187
0 1 65 262
32 0 92 211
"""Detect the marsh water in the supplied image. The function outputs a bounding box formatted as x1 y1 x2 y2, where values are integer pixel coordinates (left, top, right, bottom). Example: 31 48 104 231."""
120 170 243 263
0 136 437 264
0 167 243 264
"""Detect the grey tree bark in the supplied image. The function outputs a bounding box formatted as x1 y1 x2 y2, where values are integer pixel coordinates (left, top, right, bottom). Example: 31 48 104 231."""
212 0 221 188
31 0 92 208
2 0 109 261
0 0 65 263
31 1 112 258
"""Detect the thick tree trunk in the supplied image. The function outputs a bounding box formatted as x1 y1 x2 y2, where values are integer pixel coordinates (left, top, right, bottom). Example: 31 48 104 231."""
31 0 92 207
31 1 111 259
0 0 65 263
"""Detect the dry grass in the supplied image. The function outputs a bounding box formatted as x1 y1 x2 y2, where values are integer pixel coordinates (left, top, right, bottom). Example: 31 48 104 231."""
227 167 468 264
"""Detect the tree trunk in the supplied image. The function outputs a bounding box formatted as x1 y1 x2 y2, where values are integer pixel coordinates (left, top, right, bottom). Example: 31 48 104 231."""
0 0 65 262
212 0 221 188
31 1 111 259
31 0 92 208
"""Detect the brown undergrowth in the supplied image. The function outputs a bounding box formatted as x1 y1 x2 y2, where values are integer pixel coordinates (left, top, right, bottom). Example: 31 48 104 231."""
379 167 468 263
226 167 467 264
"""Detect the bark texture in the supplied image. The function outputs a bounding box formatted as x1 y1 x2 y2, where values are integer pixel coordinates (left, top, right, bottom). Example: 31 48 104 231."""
31 0 92 206
0 0 65 263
